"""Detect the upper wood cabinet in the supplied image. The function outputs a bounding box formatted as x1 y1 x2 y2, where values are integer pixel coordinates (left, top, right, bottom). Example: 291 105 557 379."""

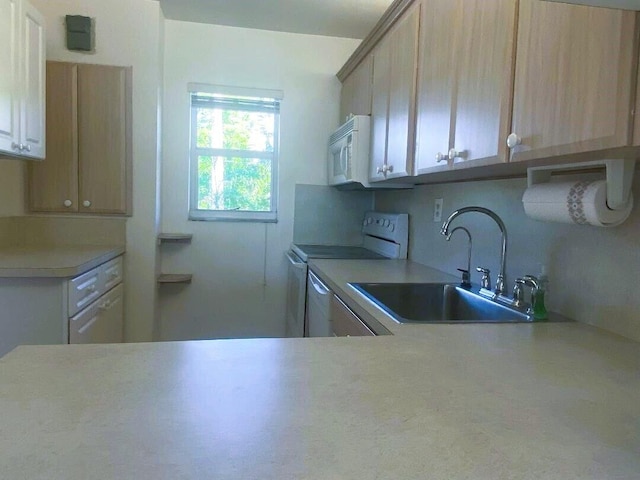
413 0 456 175
369 1 420 182
509 0 638 162
415 0 517 174
339 54 373 122
28 62 132 215
450 0 517 170
0 0 45 160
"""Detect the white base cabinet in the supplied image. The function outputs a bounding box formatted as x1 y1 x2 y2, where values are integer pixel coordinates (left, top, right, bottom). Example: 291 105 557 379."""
0 255 124 357
70 284 123 344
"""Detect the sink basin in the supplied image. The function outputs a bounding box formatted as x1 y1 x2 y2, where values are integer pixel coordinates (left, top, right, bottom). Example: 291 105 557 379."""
349 282 536 324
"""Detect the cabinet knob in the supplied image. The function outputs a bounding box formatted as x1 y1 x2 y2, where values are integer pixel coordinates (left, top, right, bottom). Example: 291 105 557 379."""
63 200 72 208
383 164 393 174
376 166 384 174
448 148 465 161
22 144 31 152
435 152 448 163
506 133 522 149
11 142 20 151
83 200 92 208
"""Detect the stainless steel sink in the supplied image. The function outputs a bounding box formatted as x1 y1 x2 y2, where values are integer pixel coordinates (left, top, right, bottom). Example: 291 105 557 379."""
349 282 553 324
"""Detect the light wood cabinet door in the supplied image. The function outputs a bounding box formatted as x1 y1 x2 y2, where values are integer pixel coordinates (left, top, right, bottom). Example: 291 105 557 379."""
450 0 517 169
29 62 132 215
370 38 391 181
385 2 420 180
509 0 637 162
78 64 132 214
28 62 78 212
339 54 373 122
369 2 420 182
414 0 456 174
415 0 517 173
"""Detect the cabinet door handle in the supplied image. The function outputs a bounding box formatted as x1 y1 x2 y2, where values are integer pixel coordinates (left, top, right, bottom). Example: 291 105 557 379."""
83 200 92 208
506 133 522 149
63 200 72 208
448 148 465 161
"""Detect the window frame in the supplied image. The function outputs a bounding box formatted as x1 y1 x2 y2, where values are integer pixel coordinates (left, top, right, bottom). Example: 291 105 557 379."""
188 83 282 222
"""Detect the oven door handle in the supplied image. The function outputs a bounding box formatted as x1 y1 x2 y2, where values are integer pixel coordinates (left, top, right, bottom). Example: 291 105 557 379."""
286 251 306 269
309 272 330 295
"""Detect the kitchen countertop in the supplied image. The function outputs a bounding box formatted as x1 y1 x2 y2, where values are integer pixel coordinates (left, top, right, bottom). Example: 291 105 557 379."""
0 245 125 277
0 258 638 478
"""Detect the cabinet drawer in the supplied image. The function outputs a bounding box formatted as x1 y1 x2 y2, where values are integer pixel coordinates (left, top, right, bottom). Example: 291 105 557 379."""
68 265 102 316
69 283 124 344
331 294 375 337
101 256 123 292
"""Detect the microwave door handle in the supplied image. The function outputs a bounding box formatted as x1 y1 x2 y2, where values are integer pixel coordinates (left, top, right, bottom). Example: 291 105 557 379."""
340 145 348 175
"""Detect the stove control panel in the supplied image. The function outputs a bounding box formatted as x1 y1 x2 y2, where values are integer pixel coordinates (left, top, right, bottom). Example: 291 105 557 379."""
362 212 408 244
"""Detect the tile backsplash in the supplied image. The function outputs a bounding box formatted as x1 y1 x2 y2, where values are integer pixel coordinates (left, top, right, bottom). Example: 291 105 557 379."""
293 184 374 245
376 173 640 342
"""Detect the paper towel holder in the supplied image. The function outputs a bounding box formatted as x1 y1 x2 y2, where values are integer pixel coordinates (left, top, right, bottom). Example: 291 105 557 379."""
527 159 635 211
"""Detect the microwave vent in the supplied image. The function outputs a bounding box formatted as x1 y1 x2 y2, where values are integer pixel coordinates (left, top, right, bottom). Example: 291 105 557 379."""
329 115 368 144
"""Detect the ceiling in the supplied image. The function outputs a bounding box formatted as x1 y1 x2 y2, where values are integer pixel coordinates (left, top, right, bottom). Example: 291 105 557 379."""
159 0 395 39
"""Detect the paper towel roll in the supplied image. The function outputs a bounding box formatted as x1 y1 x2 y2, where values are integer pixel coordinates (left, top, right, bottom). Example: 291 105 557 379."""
522 180 633 227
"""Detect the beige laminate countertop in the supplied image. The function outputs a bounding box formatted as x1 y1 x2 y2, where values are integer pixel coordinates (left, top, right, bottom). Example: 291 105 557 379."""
0 245 125 277
0 259 638 479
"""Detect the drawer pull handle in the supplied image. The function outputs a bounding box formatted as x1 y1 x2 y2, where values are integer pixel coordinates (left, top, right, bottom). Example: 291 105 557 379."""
98 300 112 311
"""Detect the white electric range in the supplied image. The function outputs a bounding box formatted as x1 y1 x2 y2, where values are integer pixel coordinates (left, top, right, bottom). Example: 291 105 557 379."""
285 212 409 338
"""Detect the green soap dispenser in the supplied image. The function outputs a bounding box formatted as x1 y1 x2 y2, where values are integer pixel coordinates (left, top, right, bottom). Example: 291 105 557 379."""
532 265 548 320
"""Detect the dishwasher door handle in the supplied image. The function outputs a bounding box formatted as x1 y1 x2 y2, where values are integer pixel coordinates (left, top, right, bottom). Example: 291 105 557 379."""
309 272 330 295
286 251 306 269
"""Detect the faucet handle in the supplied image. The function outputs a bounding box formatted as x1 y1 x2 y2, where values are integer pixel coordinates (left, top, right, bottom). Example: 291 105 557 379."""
476 267 491 290
513 278 528 308
457 268 471 287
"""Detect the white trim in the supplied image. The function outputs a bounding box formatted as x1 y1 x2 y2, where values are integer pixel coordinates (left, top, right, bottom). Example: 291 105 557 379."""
189 209 277 223
188 83 284 101
188 84 280 222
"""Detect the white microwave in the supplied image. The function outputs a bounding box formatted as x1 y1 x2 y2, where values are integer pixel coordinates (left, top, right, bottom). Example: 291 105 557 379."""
327 115 371 187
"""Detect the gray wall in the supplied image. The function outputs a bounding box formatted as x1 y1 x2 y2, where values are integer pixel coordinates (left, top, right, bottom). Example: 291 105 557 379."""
293 185 374 245
375 174 640 342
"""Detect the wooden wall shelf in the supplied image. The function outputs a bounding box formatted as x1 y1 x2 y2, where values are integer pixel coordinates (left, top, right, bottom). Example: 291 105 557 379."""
157 233 193 244
157 274 192 284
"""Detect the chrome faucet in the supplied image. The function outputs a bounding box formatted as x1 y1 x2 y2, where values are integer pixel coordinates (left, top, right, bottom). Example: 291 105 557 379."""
440 206 508 297
445 226 472 287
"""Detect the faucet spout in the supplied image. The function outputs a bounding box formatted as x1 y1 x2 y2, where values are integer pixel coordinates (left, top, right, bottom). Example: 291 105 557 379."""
440 206 508 296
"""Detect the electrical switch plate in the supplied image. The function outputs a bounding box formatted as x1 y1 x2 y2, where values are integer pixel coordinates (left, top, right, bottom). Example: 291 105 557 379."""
433 198 443 222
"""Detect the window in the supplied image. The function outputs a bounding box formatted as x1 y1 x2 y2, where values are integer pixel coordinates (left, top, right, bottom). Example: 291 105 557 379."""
188 84 282 222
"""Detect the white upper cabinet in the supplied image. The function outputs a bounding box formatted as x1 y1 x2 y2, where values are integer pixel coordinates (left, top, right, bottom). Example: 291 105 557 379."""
0 0 45 160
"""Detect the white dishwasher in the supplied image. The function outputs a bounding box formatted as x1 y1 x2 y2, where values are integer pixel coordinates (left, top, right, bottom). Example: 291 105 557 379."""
306 271 333 337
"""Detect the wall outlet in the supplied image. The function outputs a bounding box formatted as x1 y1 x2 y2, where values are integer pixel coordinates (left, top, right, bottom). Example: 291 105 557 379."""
433 198 443 222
